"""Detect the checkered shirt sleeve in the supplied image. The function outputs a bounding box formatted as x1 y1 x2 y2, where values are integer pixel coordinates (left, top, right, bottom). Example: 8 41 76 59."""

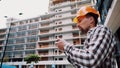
64 25 117 68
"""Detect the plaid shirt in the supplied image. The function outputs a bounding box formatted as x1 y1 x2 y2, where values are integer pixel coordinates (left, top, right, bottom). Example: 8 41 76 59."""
64 25 117 68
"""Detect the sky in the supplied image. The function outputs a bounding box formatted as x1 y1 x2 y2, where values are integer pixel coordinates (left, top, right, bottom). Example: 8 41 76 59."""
0 0 49 28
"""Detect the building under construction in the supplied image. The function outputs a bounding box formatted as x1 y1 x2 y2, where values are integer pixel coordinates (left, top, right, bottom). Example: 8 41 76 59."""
0 0 120 68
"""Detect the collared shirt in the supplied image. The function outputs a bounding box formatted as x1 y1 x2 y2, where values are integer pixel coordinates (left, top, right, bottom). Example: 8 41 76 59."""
64 25 117 68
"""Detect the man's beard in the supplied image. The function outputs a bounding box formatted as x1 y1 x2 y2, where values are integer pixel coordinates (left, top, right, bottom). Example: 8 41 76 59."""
78 26 88 35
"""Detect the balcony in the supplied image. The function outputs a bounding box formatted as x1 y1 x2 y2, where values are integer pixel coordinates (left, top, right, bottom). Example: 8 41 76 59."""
16 39 25 44
73 39 80 45
39 28 79 37
38 43 49 48
73 33 79 37
0 47 2 51
72 25 78 29
14 55 23 58
10 28 16 33
52 0 65 5
38 52 48 56
11 23 17 27
49 13 76 22
28 25 38 29
40 37 49 41
41 57 48 61
50 0 91 9
27 32 37 36
0 31 6 35
14 48 24 51
26 47 35 50
36 43 56 50
0 37 5 40
40 29 49 34
39 22 75 30
27 38 37 43
6 48 13 51
0 44 4 47
41 23 50 27
36 60 70 65
18 26 27 31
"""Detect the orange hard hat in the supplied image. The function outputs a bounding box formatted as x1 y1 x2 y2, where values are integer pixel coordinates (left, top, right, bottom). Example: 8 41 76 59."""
73 6 100 23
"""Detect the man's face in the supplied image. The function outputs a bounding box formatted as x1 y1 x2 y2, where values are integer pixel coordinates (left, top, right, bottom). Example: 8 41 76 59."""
76 16 90 34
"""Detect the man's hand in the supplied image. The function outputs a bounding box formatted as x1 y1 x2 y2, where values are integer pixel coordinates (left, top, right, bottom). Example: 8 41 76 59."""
55 39 68 51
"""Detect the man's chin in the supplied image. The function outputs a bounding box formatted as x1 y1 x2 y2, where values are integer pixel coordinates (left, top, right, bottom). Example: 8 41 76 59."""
79 28 87 35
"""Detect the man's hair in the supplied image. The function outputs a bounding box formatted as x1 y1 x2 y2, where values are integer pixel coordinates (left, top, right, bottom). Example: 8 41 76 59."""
85 12 98 26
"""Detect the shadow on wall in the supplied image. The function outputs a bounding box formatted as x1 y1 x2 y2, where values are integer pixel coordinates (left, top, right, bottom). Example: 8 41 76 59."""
115 27 120 68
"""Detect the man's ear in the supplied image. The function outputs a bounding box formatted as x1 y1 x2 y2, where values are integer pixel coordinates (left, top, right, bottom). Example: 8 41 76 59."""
88 16 94 24
88 16 95 27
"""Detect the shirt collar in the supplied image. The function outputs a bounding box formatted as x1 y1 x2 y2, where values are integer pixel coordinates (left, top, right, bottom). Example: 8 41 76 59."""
87 25 102 34
87 27 96 35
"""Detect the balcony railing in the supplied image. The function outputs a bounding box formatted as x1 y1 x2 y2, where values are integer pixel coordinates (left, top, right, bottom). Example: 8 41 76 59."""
0 32 6 34
26 47 35 49
40 30 49 34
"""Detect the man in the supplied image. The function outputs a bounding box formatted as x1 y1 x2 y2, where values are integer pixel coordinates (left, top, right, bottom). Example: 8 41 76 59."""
55 6 118 68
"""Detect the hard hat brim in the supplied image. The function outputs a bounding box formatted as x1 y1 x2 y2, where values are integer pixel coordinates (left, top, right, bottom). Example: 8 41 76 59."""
73 17 78 23
73 15 85 23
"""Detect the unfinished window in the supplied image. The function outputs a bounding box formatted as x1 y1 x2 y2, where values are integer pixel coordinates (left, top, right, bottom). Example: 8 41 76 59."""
59 22 62 24
59 9 62 11
55 22 57 25
55 36 57 39
8 39 14 44
72 25 77 29
0 47 2 51
27 37 37 42
18 26 27 31
59 15 62 17
26 43 36 49
41 57 48 61
38 50 48 55
39 43 49 48
58 35 62 38
28 30 37 36
41 23 49 27
9 33 15 38
73 32 79 37
6 46 13 51
19 21 24 25
81 38 85 44
55 29 57 31
25 20 29 23
11 23 16 26
16 38 25 43
55 50 57 55
29 19 33 23
40 36 49 41
25 51 35 55
16 32 26 37
59 58 63 60
58 28 62 31
28 24 38 29
40 30 49 34
34 18 39 22
14 51 23 57
73 39 80 45
10 28 16 32
14 45 24 50
59 50 62 54
55 35 63 39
